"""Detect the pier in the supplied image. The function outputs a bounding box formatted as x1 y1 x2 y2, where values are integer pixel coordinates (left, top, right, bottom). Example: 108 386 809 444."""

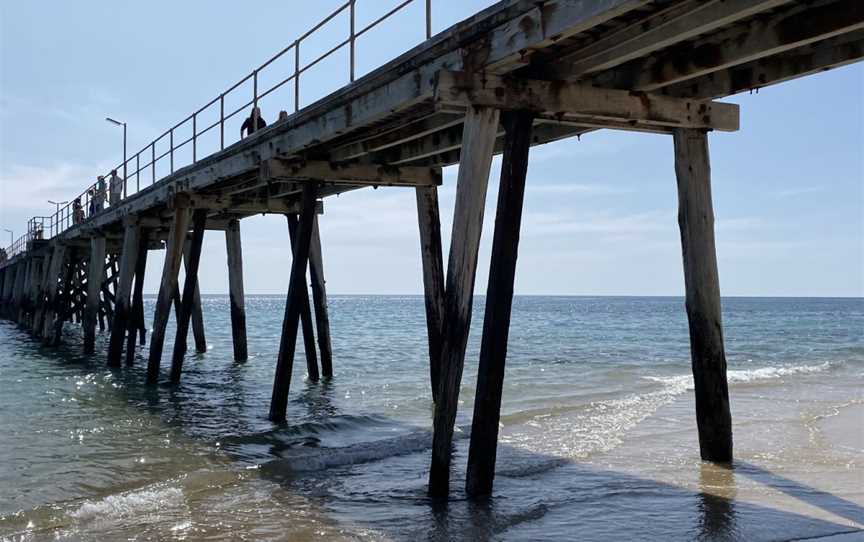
1 0 861 499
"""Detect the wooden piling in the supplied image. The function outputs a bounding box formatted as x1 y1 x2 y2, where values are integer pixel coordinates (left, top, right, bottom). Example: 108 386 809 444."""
225 218 248 362
170 209 207 383
25 256 44 329
41 244 66 342
184 239 207 354
287 213 320 382
108 219 141 366
12 262 27 322
270 183 317 422
52 250 77 345
673 128 733 463
83 237 107 353
308 216 333 378
415 186 445 402
466 110 534 497
428 106 500 498
18 258 32 323
33 248 55 335
147 197 192 383
125 230 149 365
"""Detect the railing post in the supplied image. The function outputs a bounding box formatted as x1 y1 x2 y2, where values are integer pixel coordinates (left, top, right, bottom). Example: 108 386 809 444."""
350 0 356 82
170 129 174 173
136 153 140 192
193 113 197 163
220 94 225 150
253 70 258 108
151 143 156 184
426 0 432 39
294 40 301 112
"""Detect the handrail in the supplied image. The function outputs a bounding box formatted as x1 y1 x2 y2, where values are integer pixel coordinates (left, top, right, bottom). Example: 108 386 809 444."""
2 0 433 262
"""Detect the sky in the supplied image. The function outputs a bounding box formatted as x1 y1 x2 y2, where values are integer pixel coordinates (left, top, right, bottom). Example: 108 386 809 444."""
1 1 862 297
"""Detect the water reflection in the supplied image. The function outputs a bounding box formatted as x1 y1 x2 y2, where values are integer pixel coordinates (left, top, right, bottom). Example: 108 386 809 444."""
697 462 738 540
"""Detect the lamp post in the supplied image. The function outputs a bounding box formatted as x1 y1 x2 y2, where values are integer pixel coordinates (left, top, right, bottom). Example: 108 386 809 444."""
106 117 127 198
3 229 12 246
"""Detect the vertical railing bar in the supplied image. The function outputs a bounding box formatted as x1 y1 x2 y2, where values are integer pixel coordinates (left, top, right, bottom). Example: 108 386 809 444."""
170 129 175 173
151 143 156 184
350 0 356 82
426 0 432 39
136 153 140 192
193 113 197 163
294 40 301 112
253 70 258 107
220 94 225 150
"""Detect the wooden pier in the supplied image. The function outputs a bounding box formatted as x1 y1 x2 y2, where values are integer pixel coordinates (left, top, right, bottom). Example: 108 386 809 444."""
1 0 861 499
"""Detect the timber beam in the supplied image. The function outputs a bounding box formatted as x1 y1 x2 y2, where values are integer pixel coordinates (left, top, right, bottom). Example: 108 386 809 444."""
433 70 740 132
260 159 443 188
588 0 864 92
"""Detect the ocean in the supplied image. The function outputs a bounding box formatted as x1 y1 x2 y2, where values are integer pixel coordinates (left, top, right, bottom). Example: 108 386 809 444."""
0 296 862 541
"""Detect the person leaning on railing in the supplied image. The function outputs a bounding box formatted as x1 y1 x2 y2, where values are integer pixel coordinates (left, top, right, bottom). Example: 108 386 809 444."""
241 107 267 139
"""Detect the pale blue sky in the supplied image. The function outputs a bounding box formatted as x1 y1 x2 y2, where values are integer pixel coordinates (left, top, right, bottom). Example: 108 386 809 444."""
1 1 862 296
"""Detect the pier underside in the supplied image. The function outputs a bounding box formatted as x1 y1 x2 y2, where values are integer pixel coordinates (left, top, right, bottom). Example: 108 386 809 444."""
1 0 861 499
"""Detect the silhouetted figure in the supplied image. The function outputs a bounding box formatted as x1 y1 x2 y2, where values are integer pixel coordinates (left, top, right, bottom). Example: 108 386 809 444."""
93 177 107 214
109 169 123 206
73 198 84 225
241 107 267 139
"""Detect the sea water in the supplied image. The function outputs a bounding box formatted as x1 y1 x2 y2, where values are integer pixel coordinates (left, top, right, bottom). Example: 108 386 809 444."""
0 296 862 540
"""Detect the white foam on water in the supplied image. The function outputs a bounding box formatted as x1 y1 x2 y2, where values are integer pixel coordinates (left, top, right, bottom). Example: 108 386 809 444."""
69 486 184 522
496 361 840 475
262 362 841 477
645 360 837 388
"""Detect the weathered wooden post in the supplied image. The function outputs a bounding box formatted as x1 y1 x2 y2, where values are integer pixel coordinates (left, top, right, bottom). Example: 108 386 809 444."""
12 261 27 322
183 239 207 353
25 255 45 329
147 196 192 383
107 218 141 366
41 244 67 342
429 106 500 498
17 258 32 323
83 237 107 353
51 250 77 345
170 210 208 383
270 183 318 422
308 216 333 377
466 111 534 497
125 230 149 365
415 186 445 402
33 248 55 335
673 128 733 462
225 218 248 361
287 213 320 382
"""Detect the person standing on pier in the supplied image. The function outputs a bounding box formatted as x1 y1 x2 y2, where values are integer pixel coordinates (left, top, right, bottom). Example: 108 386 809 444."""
108 169 123 207
240 107 267 139
72 198 84 225
93 177 107 214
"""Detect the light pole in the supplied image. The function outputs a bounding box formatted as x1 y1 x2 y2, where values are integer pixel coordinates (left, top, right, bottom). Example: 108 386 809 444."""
106 117 127 197
3 229 12 246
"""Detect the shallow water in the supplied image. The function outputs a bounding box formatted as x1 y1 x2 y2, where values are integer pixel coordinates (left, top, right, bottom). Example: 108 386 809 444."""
0 296 862 540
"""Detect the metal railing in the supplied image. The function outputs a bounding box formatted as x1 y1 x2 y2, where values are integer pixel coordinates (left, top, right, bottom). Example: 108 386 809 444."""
2 0 433 263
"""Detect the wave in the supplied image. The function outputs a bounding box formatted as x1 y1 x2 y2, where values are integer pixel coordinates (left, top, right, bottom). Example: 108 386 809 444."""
644 360 839 389
248 362 844 478
70 486 185 522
